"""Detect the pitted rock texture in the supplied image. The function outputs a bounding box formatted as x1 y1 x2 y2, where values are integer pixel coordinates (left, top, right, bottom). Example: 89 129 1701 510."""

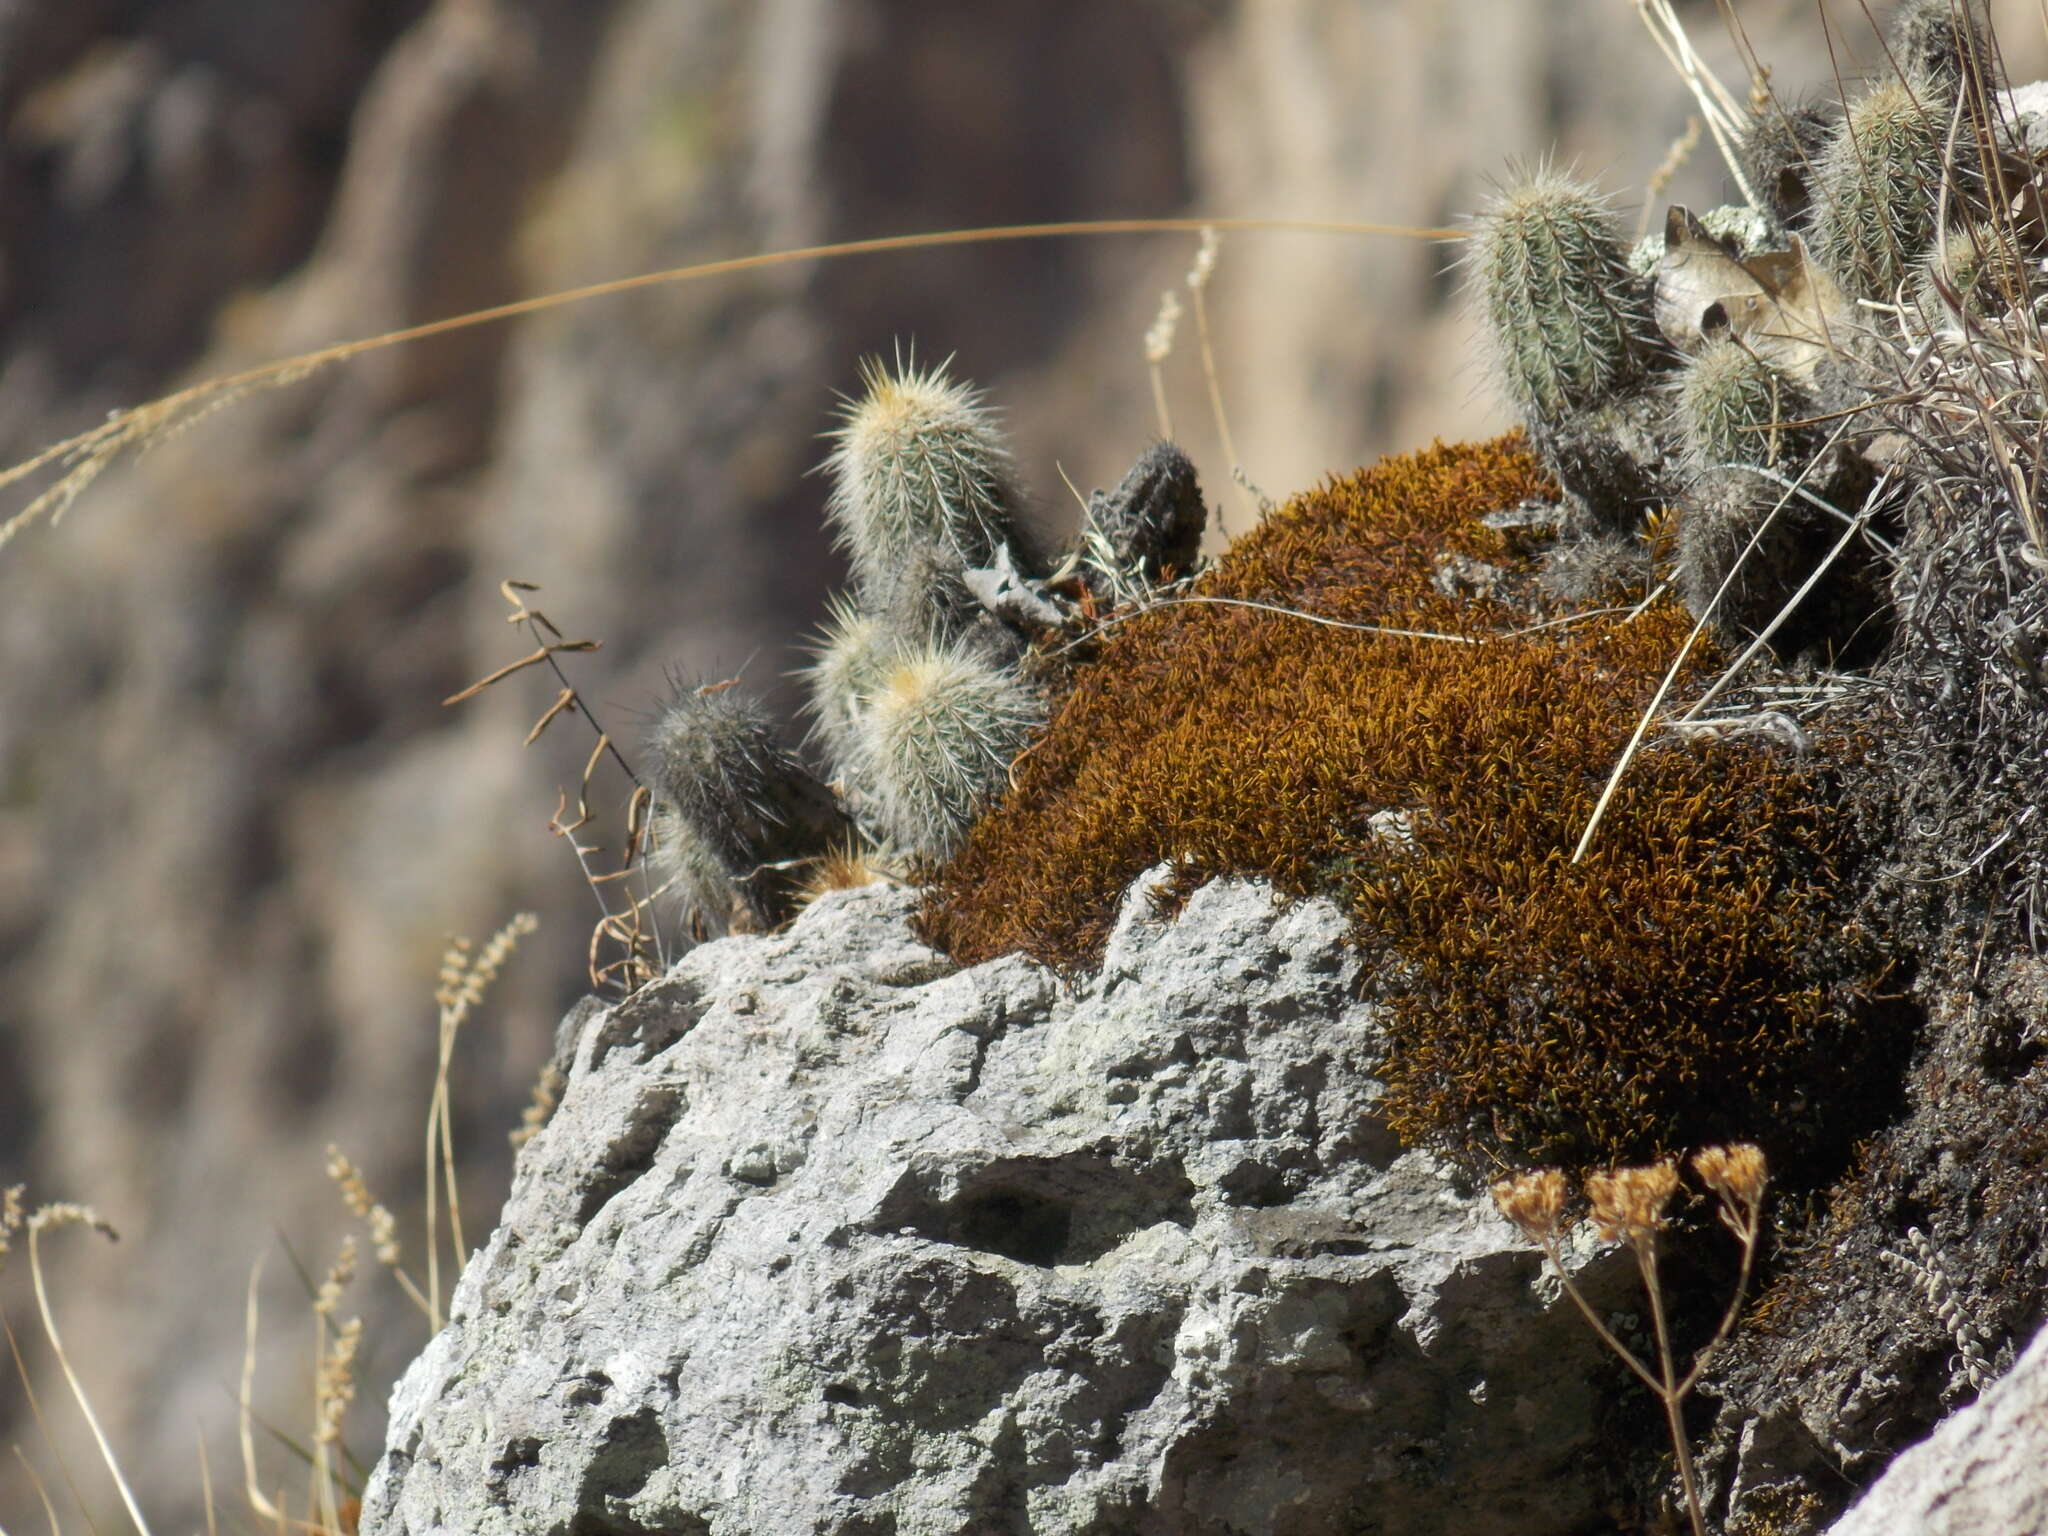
360 875 1625 1535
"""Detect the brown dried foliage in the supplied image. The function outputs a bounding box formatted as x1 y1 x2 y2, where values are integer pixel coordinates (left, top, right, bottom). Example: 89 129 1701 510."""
925 436 1902 1167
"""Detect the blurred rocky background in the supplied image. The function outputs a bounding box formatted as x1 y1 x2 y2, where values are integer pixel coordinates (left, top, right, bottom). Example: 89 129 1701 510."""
1 0 2042 1525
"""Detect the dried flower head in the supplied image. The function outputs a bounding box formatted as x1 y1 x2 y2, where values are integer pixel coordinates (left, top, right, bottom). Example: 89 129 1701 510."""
1585 1162 1681 1242
25 1202 117 1240
1691 1143 1768 1210
1491 1169 1569 1242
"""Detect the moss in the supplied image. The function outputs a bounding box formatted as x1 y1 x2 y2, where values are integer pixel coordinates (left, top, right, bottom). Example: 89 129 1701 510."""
923 436 1903 1170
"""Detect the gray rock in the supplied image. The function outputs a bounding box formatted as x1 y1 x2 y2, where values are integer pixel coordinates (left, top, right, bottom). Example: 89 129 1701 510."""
1823 1320 2048 1536
360 872 1627 1535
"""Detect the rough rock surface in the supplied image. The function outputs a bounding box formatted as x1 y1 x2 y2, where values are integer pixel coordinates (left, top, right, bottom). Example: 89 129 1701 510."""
361 874 1629 1535
1824 1320 2048 1535
8 3 2026 1524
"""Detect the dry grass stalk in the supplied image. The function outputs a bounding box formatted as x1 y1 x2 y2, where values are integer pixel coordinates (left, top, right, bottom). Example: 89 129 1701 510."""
20 1204 147 1536
198 1425 220 1536
4 1305 99 1531
1632 0 1762 208
1185 227 1263 529
14 1440 62 1534
425 912 537 1327
1572 420 1859 864
240 1258 285 1526
0 217 1459 563
1493 1144 1768 1536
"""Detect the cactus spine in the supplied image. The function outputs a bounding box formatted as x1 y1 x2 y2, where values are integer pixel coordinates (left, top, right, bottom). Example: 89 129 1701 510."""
1673 336 1816 475
647 680 850 937
858 637 1043 862
823 353 1029 611
1471 167 1649 424
1808 77 1949 301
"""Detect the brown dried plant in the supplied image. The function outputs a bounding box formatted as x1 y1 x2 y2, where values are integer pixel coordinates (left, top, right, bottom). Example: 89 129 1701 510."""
1493 1144 1768 1536
445 579 668 994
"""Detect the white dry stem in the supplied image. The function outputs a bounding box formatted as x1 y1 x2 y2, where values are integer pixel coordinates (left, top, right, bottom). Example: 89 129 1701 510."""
26 1210 149 1536
1632 0 1762 212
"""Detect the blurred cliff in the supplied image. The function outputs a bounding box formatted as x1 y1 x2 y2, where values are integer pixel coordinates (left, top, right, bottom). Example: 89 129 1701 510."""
1 0 2040 1523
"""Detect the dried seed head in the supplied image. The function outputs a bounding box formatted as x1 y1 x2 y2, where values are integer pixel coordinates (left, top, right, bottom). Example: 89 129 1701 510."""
1491 1169 1569 1242
1585 1162 1681 1242
1144 290 1183 364
1691 1143 1768 1209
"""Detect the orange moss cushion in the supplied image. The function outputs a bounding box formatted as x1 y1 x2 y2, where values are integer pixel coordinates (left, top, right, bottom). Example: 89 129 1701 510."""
923 436 1902 1169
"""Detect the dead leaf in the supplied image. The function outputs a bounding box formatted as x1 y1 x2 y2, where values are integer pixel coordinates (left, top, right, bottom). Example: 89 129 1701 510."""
1653 205 1766 353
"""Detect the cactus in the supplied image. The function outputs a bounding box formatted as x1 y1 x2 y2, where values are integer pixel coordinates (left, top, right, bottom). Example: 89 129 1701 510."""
823 353 1030 609
1470 166 1651 425
1915 219 2029 320
856 537 985 644
647 679 850 936
800 597 892 790
1080 440 1208 589
1675 469 1821 645
1673 334 1817 474
857 637 1043 862
1890 0 1987 94
1808 77 1949 301
1738 101 1838 228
